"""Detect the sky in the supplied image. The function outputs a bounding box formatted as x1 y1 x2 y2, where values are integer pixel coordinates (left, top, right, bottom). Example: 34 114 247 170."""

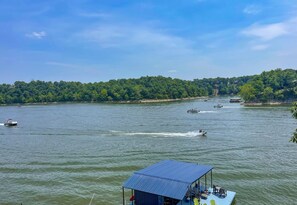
0 0 296 83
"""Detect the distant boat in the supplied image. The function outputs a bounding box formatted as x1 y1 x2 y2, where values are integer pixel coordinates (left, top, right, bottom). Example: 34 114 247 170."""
198 129 207 136
187 109 199 114
214 104 223 108
4 119 17 127
229 98 241 103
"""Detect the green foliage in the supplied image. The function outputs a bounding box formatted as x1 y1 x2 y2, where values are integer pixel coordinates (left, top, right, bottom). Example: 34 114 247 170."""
239 69 297 103
193 75 252 96
0 77 193 104
0 69 295 105
239 83 256 102
291 131 297 143
291 102 297 119
0 75 252 104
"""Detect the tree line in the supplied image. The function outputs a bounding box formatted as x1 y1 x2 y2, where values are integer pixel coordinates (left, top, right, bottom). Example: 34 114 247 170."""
0 68 295 105
0 75 253 104
239 68 297 103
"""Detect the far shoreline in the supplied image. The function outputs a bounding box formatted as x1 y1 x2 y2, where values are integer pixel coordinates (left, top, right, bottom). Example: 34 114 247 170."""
0 96 209 106
242 101 294 106
119 96 208 104
1 97 295 107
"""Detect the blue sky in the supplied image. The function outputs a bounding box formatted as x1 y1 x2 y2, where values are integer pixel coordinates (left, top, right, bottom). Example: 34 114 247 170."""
0 0 296 83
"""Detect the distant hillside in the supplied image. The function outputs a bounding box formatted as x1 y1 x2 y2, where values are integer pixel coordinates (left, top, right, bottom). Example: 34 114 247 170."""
0 69 295 104
239 68 297 103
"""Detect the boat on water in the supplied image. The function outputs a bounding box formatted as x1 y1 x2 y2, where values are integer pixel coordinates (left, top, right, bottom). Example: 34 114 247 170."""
198 129 207 136
187 109 199 114
122 160 236 205
214 104 223 108
229 98 241 103
4 119 17 127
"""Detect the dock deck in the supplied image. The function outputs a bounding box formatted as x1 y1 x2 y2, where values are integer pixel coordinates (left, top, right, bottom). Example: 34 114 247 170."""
177 188 236 205
123 160 236 205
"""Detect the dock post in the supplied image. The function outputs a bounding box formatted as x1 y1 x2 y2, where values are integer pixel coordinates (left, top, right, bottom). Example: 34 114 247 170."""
211 170 213 188
122 187 125 205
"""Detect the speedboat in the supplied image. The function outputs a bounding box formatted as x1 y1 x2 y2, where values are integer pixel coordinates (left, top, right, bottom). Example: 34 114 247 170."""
4 119 17 127
229 98 241 103
187 109 199 114
214 104 223 108
197 130 207 136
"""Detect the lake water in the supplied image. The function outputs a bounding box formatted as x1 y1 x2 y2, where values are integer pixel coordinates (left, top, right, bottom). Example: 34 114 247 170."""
0 98 296 205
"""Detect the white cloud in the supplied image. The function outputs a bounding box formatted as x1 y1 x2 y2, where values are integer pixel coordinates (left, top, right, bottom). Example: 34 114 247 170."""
45 61 101 74
241 16 297 44
26 31 47 39
78 24 191 50
251 44 269 50
46 61 79 68
79 26 125 47
241 22 288 41
243 5 262 15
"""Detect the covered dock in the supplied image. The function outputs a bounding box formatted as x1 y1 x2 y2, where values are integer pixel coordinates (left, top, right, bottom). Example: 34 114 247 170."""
122 160 236 205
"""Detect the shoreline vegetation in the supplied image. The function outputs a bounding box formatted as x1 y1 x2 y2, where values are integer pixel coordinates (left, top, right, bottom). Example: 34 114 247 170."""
0 96 208 106
120 96 207 104
0 68 296 106
1 97 294 107
238 69 296 104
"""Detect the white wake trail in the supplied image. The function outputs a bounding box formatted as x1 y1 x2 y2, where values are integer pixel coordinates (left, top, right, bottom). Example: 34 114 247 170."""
110 130 203 138
199 111 217 113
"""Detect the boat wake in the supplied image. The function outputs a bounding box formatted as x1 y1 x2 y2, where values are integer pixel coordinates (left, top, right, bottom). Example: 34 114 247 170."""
199 111 217 113
109 130 204 138
221 106 240 109
0 123 4 126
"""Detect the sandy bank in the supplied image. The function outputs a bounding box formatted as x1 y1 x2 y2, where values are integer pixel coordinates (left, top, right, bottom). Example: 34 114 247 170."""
242 101 294 106
0 96 209 106
115 96 208 104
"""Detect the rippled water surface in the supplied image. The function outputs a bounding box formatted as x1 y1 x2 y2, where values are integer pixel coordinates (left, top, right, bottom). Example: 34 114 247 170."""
0 98 296 205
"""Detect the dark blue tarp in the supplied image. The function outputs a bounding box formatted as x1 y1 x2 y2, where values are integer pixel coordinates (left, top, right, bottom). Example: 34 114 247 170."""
123 160 213 200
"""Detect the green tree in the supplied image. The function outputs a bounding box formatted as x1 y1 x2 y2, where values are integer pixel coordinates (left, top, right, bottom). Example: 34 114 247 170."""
239 69 297 103
100 89 108 101
262 87 274 102
0 69 295 104
291 102 297 143
239 83 256 102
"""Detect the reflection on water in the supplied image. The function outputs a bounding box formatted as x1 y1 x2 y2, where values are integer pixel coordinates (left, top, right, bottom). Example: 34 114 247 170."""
0 98 296 205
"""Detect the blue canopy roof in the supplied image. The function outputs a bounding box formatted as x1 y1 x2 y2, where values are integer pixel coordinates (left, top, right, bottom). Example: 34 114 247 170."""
123 160 213 200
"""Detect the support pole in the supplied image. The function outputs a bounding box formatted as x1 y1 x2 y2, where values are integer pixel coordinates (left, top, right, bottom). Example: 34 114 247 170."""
211 170 213 188
131 189 134 205
122 187 125 205
205 175 207 191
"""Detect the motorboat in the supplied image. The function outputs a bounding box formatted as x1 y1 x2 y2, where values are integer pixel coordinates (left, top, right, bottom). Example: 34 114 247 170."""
4 119 17 127
198 129 207 136
229 98 241 103
214 104 223 108
187 109 199 114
